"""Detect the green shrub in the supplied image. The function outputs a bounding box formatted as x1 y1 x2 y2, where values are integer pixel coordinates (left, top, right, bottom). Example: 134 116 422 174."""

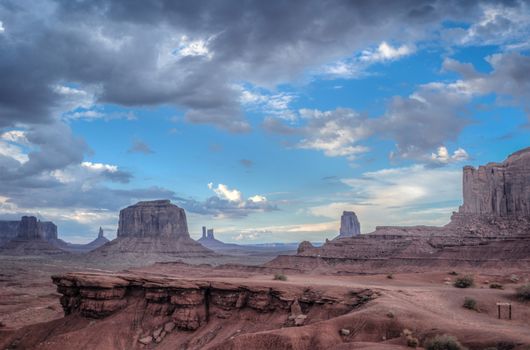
462 297 477 310
489 283 504 289
516 283 530 300
425 334 467 350
273 273 287 281
454 275 474 288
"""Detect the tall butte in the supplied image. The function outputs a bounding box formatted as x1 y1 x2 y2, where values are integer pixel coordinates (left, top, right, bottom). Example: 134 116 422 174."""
93 200 213 257
459 147 530 217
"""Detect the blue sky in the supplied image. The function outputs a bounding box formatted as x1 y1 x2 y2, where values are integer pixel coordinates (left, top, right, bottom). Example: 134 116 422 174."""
0 0 529 243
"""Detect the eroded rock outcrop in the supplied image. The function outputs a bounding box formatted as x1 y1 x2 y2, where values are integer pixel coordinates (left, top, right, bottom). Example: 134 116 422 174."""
92 200 213 257
338 211 361 238
269 147 530 273
117 200 189 238
51 271 373 340
460 147 530 217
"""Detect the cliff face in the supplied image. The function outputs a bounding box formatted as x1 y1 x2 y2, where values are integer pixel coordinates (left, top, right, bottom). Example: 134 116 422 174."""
117 200 189 239
460 147 530 217
338 211 361 237
0 221 19 246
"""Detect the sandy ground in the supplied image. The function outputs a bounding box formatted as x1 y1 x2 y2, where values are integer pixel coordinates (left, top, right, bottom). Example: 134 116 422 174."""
1 255 530 349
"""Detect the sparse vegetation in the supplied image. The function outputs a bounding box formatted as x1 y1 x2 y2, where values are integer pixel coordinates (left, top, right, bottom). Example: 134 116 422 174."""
402 329 419 348
448 271 458 276
273 273 287 281
462 297 477 311
489 283 504 289
509 274 519 283
516 283 530 300
387 273 394 279
425 334 467 350
454 275 474 288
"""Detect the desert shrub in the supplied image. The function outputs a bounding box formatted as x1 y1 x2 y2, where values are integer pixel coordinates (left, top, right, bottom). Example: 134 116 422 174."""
509 274 519 283
425 334 467 350
516 283 530 300
489 283 504 289
462 297 477 310
401 329 419 348
273 273 287 281
387 273 394 279
448 271 458 276
495 341 516 350
454 275 474 288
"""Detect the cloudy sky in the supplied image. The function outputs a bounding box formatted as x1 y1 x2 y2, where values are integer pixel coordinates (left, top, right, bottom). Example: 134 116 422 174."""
0 0 529 243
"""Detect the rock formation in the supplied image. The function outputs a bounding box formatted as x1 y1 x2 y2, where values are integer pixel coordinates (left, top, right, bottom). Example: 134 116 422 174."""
270 147 530 273
38 221 58 240
17 216 41 240
54 227 110 253
207 228 214 239
98 227 104 239
338 211 360 238
117 200 189 238
92 200 213 258
0 220 19 247
459 147 530 217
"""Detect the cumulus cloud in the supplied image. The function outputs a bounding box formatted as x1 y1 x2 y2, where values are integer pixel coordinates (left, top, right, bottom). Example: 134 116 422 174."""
296 108 371 159
429 146 469 166
178 183 277 218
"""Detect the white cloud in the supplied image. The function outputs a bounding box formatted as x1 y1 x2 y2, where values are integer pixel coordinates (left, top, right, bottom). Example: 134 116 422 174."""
430 146 469 165
308 165 462 233
360 41 415 62
177 35 214 59
1 130 29 145
81 161 119 173
248 195 267 203
321 41 414 79
0 21 4 33
457 3 530 46
296 108 370 160
209 183 242 202
239 85 297 121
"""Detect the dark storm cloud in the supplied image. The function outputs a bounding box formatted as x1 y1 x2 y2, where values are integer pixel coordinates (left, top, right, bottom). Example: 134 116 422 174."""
2 0 519 131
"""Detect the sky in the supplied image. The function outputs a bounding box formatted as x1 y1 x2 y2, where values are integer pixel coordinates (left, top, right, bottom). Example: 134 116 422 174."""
0 0 529 244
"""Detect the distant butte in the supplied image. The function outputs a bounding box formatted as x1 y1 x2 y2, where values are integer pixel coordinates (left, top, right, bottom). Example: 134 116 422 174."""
268 146 530 273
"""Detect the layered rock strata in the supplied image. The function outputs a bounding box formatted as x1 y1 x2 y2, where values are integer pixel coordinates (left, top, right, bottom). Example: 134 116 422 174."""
268 147 530 273
460 147 530 217
117 200 189 238
92 200 213 257
52 271 373 342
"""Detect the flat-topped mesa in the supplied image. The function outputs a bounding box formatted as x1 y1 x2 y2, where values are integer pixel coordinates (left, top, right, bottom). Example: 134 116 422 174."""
17 216 41 240
338 211 361 237
459 147 530 217
117 200 190 239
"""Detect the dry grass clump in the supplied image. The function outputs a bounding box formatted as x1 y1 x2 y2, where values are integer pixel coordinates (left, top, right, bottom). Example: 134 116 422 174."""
453 275 474 288
489 283 503 289
516 283 530 300
462 297 477 311
273 273 287 281
425 334 467 350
